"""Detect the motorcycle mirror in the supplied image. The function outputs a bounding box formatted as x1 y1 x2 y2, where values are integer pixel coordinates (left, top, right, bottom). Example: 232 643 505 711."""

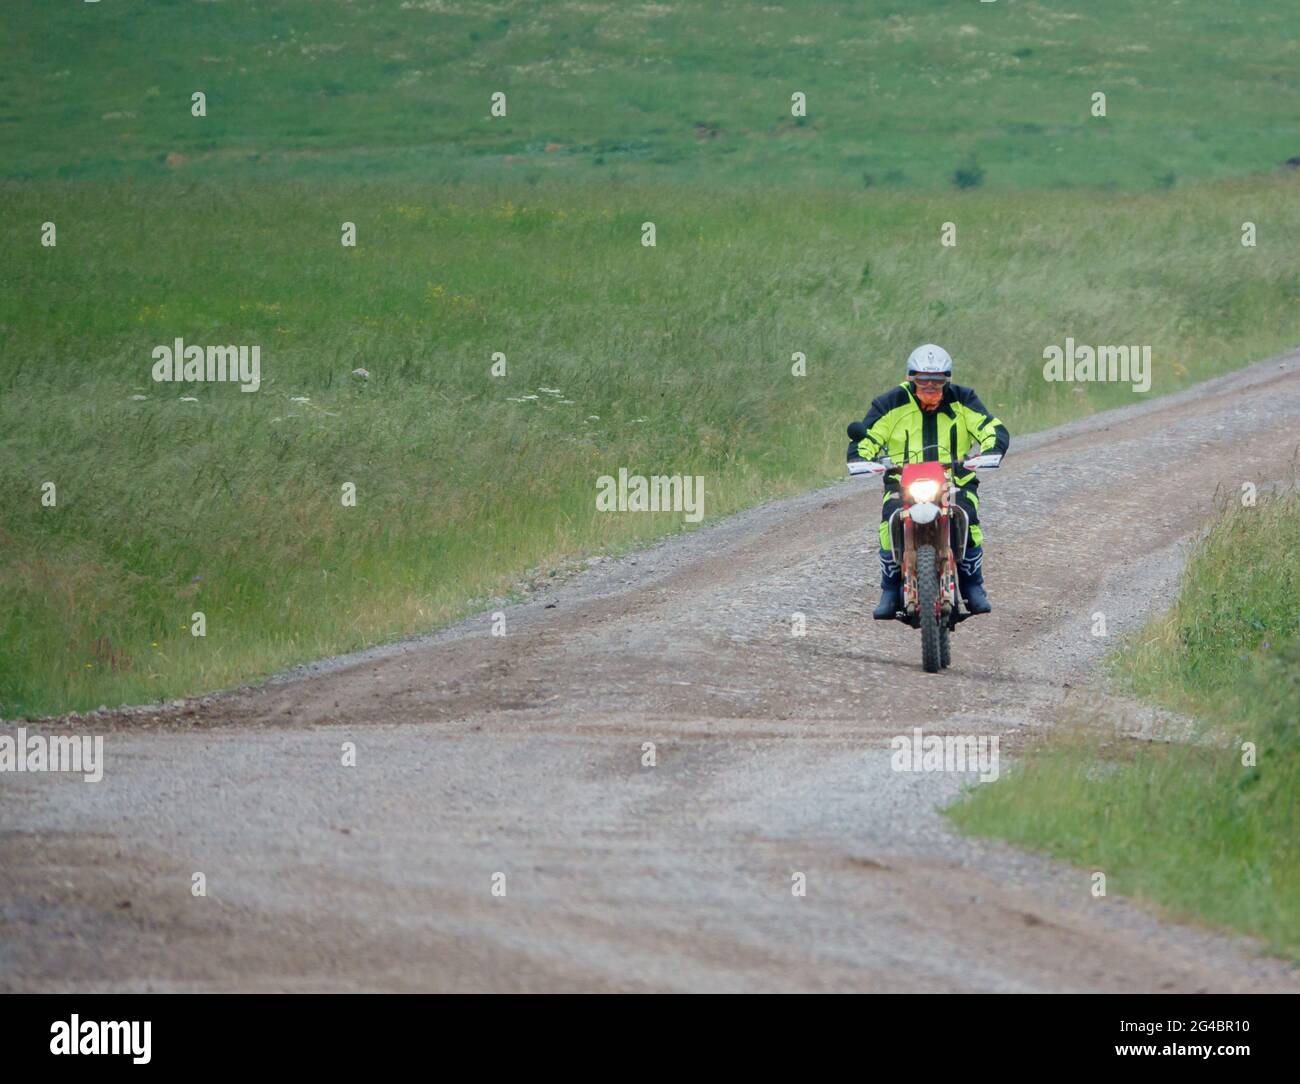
846 421 867 441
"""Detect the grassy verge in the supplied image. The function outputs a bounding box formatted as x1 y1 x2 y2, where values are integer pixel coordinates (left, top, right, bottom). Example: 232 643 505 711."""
948 493 1300 958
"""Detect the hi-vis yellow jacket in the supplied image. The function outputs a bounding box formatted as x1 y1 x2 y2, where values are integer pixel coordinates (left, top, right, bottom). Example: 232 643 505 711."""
851 381 1010 485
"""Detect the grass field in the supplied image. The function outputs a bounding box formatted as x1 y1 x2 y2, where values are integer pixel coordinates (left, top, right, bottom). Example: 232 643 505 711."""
3 0 1300 716
948 494 1300 958
4 1 1299 190
4 177 1298 716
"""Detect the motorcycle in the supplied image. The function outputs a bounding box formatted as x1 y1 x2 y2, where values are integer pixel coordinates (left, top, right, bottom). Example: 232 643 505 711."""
846 422 1001 673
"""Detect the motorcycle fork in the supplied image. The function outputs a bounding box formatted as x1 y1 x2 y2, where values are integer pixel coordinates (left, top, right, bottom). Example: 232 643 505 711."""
901 519 918 614
901 519 950 617
936 490 958 621
903 513 957 614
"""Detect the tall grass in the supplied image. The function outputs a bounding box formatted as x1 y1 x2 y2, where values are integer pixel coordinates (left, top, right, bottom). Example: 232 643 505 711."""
949 494 1300 958
2 176 1299 716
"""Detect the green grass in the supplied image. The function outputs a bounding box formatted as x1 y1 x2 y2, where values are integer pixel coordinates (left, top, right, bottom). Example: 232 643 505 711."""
3 176 1299 716
3 1 1299 190
949 494 1300 958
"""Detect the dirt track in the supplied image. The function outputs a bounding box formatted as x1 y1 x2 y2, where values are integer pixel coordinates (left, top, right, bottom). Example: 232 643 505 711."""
3 353 1299 992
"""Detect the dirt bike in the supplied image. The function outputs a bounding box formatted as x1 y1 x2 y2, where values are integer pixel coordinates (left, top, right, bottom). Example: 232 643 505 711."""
846 426 1001 674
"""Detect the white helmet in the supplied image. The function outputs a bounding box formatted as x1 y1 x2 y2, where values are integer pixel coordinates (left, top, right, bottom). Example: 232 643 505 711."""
906 343 953 377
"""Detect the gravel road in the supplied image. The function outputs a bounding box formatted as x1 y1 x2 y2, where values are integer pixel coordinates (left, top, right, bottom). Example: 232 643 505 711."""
3 351 1299 992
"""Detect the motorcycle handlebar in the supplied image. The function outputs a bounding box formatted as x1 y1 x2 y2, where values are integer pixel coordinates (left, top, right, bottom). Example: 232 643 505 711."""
846 455 1002 477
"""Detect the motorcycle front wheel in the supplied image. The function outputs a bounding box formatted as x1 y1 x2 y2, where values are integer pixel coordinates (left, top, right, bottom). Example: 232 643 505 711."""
916 544 942 674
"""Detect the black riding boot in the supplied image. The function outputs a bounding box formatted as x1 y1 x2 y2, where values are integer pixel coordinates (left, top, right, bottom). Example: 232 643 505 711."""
873 550 903 620
957 544 991 614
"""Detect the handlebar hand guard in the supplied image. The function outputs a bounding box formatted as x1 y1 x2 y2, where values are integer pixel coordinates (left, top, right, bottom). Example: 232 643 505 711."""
847 459 887 477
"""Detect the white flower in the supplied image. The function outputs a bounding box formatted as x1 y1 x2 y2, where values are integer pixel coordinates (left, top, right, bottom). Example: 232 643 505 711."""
351 368 370 378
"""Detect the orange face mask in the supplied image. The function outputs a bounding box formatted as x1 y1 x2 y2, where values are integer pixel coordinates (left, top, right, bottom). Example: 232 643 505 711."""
913 380 945 411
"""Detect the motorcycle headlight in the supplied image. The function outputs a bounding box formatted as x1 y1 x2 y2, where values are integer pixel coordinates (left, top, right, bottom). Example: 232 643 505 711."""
908 478 940 503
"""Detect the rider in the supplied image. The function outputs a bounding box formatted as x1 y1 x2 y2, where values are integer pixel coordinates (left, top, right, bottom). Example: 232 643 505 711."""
847 344 1010 619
